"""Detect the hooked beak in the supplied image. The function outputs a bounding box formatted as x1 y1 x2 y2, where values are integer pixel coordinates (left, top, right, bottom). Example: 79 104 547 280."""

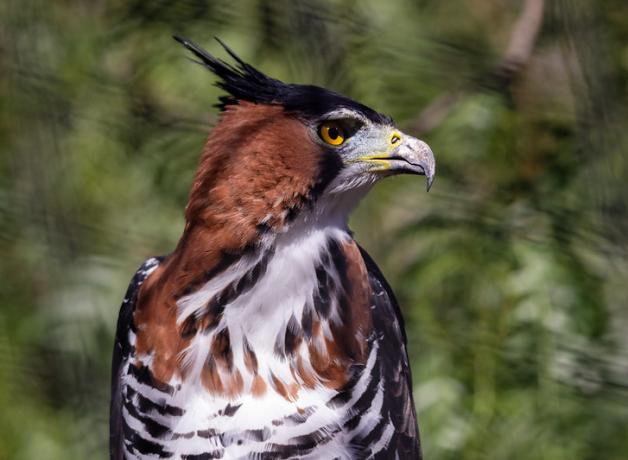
364 135 436 191
393 136 436 191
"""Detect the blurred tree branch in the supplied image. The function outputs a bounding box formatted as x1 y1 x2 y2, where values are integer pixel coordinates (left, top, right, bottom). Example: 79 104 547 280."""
406 0 545 135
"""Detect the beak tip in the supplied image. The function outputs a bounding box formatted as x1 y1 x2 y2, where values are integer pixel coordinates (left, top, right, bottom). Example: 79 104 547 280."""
414 139 435 193
426 175 434 192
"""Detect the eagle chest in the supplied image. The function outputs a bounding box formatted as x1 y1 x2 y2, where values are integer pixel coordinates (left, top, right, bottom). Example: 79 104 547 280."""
119 229 391 459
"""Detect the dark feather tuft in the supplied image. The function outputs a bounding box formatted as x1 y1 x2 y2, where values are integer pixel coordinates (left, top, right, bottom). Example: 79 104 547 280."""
173 35 392 124
173 35 285 110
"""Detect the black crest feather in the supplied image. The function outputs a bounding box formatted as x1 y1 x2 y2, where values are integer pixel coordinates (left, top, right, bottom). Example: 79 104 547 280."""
173 35 286 110
173 35 392 124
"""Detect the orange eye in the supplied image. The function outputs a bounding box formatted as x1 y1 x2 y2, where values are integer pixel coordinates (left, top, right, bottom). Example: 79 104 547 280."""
319 122 346 146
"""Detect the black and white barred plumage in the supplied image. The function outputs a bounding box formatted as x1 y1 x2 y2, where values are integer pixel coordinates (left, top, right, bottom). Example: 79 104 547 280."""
110 241 420 459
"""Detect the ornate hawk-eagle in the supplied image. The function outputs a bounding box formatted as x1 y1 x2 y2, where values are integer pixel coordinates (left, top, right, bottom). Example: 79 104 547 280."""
110 36 435 460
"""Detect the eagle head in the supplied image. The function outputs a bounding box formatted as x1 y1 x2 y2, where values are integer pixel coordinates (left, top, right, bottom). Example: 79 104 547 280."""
174 36 435 233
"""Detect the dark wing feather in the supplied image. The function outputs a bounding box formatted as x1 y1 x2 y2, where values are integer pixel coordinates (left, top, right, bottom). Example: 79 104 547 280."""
109 257 163 460
358 246 422 459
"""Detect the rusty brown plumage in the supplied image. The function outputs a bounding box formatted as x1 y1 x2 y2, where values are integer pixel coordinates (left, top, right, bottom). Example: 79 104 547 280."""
132 102 355 397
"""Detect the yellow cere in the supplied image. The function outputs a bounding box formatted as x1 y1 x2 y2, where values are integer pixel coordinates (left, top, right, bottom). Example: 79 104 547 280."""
319 122 346 146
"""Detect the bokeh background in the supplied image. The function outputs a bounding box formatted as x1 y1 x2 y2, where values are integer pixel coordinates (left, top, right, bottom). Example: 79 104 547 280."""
2 0 628 458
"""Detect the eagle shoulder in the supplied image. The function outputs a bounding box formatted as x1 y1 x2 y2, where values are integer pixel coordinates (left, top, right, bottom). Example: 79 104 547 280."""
109 256 163 460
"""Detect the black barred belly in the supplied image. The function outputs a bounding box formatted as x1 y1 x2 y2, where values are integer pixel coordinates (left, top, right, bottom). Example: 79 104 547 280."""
119 348 397 459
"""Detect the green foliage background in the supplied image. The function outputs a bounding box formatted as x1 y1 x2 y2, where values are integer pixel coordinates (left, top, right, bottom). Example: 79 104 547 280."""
1 0 628 458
